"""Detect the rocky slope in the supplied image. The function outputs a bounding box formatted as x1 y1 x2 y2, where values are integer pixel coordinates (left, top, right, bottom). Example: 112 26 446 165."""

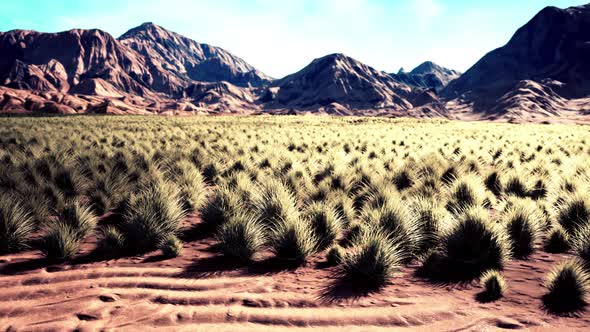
443 4 590 116
118 22 271 95
267 53 427 113
0 24 270 103
390 62 460 92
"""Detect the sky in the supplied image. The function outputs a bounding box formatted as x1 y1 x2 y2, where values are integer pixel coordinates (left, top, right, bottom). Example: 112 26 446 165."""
0 0 587 78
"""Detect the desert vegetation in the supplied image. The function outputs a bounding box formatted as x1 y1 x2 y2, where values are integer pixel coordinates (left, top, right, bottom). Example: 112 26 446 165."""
2 115 590 315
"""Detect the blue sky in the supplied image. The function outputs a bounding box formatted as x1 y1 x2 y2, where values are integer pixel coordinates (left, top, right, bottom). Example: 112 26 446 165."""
1 0 587 78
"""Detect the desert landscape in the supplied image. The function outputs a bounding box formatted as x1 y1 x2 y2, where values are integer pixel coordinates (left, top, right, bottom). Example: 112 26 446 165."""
2 1 590 331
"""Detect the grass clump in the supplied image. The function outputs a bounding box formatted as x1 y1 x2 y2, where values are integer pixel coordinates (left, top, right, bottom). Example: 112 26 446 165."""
545 225 571 253
339 229 404 289
0 194 35 253
159 235 183 257
543 259 590 314
124 180 186 253
445 175 486 215
360 197 422 257
216 212 266 262
555 192 590 234
41 200 97 261
97 226 125 255
304 202 343 250
41 223 81 261
502 200 542 258
477 270 507 302
254 178 300 228
326 245 344 266
423 207 510 280
271 217 317 263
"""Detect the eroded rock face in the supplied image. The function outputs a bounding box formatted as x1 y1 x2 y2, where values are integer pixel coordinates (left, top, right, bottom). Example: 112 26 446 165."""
0 23 271 100
443 4 590 113
0 28 154 97
118 22 271 93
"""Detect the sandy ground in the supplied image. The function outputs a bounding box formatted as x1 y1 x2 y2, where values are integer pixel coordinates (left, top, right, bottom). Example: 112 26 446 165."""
1 216 589 331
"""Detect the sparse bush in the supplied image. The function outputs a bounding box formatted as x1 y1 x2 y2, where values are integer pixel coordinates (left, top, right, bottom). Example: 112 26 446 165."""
57 200 97 240
124 180 186 253
504 174 529 198
0 194 35 253
543 259 590 313
271 217 316 263
168 160 207 212
41 223 81 261
502 200 542 258
326 245 344 266
304 202 342 250
254 178 300 228
572 224 590 268
412 196 449 253
446 175 486 214
97 226 125 255
201 185 243 228
436 207 510 277
216 212 266 262
478 270 507 301
555 193 590 234
360 198 422 256
339 229 404 289
545 225 571 253
159 234 183 257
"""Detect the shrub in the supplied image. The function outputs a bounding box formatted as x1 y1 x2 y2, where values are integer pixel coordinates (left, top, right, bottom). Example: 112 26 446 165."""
200 185 243 229
502 201 542 258
339 229 404 289
271 217 316 263
254 178 300 228
328 192 356 227
543 259 590 313
412 197 449 254
124 180 186 253
555 193 590 234
0 194 35 253
504 174 529 198
572 224 590 268
216 212 266 262
41 223 80 261
304 202 343 250
484 171 503 196
342 222 366 247
478 270 507 302
326 245 344 266
438 207 510 277
57 200 97 240
97 226 125 255
360 198 422 256
445 175 486 215
159 235 183 257
168 160 207 212
392 166 415 191
545 225 571 253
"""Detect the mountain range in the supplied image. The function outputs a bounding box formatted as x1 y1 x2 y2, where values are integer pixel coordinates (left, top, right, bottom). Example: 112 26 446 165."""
1 3 589 122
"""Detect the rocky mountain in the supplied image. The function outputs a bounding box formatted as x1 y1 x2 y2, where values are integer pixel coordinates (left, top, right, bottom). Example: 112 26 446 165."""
0 29 156 97
118 22 271 95
443 4 590 116
390 61 460 92
0 24 270 101
268 53 416 112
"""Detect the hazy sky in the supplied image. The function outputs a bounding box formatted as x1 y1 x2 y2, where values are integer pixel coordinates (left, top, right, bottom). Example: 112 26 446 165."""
1 0 587 78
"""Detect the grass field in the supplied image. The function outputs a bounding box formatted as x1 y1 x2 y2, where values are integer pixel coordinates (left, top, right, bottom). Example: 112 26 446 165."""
2 115 590 318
